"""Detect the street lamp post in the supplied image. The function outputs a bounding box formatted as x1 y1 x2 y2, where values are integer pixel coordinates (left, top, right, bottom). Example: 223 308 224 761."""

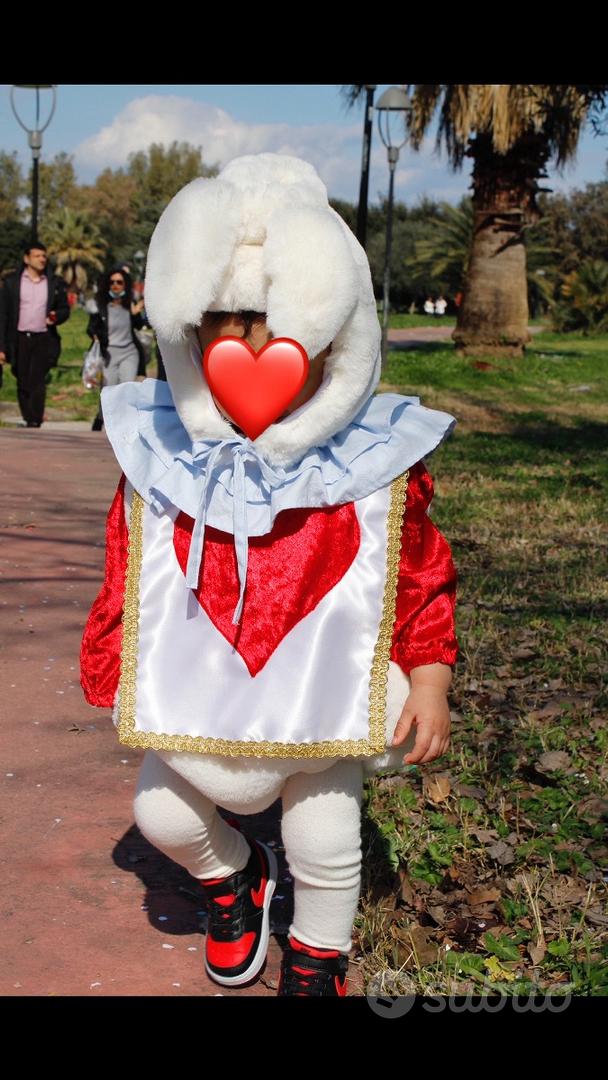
133 249 145 282
10 85 57 244
376 87 411 368
355 85 377 251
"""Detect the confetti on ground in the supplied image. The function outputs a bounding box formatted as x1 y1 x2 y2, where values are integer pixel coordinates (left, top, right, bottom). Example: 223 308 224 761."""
162 944 174 950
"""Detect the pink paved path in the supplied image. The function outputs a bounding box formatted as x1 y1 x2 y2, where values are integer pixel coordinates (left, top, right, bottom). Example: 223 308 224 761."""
0 428 293 997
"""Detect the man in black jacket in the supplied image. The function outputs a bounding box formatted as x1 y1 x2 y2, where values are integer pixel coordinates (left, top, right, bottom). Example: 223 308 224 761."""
0 242 70 427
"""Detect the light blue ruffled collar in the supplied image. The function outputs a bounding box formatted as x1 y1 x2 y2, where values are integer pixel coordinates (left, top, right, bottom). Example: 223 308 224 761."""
101 379 456 623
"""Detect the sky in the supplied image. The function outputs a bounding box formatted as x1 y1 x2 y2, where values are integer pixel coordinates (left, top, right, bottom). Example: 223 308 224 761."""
1 84 607 206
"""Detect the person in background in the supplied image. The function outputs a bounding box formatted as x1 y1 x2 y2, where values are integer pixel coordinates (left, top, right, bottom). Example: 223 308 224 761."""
87 267 147 432
435 295 447 317
0 242 70 426
424 297 435 316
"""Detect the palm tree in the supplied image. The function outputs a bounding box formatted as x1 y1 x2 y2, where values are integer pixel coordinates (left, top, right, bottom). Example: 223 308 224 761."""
342 84 608 357
44 208 107 292
408 196 559 318
406 197 473 298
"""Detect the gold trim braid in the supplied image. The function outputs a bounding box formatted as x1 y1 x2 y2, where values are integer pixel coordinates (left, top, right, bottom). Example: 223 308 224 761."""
367 470 409 752
116 490 144 745
117 475 409 756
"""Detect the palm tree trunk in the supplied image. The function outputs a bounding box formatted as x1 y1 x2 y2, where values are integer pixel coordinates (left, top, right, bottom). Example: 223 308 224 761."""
453 133 549 358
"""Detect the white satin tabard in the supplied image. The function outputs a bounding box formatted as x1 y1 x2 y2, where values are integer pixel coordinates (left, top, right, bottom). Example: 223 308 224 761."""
116 477 409 764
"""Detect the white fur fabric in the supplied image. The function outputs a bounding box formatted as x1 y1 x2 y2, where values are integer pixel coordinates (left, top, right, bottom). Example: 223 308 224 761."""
144 153 382 469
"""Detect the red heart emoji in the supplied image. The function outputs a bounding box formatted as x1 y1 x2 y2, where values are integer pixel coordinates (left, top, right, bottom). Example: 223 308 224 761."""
203 337 309 440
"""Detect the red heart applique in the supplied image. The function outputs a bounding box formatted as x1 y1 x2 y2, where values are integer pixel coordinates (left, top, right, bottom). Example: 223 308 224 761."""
203 337 309 440
173 504 360 676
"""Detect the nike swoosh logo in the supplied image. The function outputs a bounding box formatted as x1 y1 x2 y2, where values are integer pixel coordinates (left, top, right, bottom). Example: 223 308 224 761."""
251 876 268 907
250 847 269 907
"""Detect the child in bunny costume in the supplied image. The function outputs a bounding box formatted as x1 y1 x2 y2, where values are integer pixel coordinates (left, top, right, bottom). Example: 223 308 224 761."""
81 153 458 997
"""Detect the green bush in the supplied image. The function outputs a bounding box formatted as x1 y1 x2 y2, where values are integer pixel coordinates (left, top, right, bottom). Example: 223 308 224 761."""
552 259 608 333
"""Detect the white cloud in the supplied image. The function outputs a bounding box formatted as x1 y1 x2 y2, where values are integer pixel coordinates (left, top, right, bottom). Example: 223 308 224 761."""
72 93 500 207
71 92 472 206
73 93 362 190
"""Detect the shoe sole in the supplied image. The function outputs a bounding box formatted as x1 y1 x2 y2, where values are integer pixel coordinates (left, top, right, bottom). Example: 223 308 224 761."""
204 841 278 988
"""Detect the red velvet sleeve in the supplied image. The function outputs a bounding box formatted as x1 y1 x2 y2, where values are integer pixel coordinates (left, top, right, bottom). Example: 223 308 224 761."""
80 474 128 707
389 460 458 674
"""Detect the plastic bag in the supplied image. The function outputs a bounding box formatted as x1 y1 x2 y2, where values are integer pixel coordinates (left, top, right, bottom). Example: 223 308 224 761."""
82 340 104 390
134 326 155 378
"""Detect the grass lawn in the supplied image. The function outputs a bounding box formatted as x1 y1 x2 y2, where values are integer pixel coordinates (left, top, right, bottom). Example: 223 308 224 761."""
359 332 608 997
2 310 606 995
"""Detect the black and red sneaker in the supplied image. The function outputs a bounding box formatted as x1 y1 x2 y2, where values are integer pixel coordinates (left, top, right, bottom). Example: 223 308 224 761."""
199 835 277 988
277 935 349 996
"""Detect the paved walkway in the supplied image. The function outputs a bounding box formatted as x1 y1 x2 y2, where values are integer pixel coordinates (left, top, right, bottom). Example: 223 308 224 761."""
0 428 293 997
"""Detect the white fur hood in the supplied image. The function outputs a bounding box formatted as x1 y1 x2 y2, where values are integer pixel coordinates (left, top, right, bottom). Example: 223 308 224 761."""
144 153 382 469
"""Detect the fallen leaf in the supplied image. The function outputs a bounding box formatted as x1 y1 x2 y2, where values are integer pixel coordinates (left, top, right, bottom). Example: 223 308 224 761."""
537 751 571 772
401 924 440 966
427 905 446 924
466 887 501 906
454 783 485 799
470 828 499 844
486 841 516 866
527 704 566 721
527 943 546 966
423 774 451 803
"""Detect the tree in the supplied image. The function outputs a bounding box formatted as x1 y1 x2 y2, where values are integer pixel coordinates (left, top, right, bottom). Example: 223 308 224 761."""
406 198 473 298
0 150 25 221
552 259 608 333
71 168 138 268
531 180 608 277
126 141 219 253
341 84 608 356
44 208 107 291
68 141 219 269
29 152 78 237
0 219 30 275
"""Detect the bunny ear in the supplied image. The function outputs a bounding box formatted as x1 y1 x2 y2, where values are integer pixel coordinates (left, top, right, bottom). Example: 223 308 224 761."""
253 204 382 467
145 177 241 343
264 205 359 358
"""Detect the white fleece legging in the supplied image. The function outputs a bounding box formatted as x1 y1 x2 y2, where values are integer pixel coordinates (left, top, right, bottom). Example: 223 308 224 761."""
133 749 364 954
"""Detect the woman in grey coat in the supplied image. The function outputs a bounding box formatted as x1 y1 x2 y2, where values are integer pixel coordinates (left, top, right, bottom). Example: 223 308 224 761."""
88 267 147 430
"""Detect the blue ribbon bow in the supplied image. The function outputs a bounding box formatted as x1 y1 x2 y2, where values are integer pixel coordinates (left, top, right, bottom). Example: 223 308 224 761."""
175 436 286 625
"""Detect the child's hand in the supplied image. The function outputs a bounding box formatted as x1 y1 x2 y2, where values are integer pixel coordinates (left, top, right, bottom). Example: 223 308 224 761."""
391 663 452 765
